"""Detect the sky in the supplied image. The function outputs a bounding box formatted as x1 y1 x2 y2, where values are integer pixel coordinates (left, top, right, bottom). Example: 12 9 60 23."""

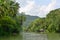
16 0 60 17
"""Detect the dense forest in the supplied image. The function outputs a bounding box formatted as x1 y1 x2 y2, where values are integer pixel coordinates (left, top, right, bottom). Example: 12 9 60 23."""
0 0 25 36
0 0 60 37
27 8 60 33
0 0 60 40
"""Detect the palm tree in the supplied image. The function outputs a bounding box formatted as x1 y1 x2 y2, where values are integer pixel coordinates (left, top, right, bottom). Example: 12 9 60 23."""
0 0 19 17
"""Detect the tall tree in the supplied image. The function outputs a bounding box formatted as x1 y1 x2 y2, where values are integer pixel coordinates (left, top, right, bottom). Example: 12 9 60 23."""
0 0 25 36
0 0 19 17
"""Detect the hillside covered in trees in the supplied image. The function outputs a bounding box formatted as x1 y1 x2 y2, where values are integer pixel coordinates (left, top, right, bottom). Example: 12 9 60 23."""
27 8 60 33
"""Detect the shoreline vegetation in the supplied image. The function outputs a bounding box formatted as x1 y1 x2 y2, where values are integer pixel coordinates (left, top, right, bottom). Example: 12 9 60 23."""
0 0 25 36
0 0 60 40
26 8 60 33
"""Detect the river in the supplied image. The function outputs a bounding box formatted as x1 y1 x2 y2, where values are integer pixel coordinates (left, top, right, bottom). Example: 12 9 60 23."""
22 32 48 40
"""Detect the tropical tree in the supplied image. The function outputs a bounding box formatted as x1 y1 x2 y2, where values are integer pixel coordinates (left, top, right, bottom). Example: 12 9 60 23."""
27 8 60 33
0 0 19 17
0 0 26 36
46 8 60 33
27 18 45 32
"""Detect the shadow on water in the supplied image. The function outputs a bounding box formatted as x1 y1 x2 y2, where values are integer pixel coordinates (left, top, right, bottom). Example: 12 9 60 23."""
0 33 23 40
1 32 60 40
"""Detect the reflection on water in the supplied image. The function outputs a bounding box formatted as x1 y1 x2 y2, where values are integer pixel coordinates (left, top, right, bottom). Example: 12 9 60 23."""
0 32 48 40
0 33 23 40
23 32 48 40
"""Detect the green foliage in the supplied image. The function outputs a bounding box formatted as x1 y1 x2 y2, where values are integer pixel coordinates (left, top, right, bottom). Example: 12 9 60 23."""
15 13 26 31
0 0 26 36
27 18 45 32
46 8 60 33
0 0 19 17
27 8 60 33
0 16 17 36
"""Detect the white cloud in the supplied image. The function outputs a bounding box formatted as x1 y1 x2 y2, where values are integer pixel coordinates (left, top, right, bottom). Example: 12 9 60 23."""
18 0 57 17
39 0 56 17
19 1 35 13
